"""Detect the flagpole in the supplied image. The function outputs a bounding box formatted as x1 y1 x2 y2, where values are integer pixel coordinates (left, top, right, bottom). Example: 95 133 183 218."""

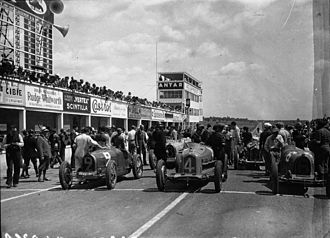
156 41 158 101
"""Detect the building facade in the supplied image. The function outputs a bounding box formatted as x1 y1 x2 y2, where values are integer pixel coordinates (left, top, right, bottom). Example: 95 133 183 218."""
157 72 203 128
1 0 55 74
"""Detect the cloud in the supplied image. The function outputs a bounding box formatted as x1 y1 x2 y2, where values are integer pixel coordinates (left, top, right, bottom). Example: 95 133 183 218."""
196 41 228 58
162 25 185 41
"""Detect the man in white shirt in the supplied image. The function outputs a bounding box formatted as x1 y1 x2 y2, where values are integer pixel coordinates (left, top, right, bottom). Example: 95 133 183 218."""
73 127 105 173
127 125 136 154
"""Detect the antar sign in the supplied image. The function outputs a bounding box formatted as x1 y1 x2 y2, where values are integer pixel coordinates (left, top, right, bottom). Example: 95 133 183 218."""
158 82 183 89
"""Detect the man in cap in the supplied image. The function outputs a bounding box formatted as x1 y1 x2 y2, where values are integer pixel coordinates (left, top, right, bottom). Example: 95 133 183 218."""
21 129 39 178
259 123 273 175
264 127 284 176
276 122 291 145
2 125 24 188
36 127 52 182
152 123 167 162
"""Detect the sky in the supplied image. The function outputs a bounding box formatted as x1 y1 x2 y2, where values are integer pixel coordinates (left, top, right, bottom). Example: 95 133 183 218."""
53 0 314 120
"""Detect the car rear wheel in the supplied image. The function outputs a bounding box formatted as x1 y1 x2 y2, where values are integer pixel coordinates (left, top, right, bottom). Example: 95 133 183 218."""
106 160 117 190
133 154 143 179
270 155 279 195
156 160 166 191
148 149 157 170
214 160 223 193
59 161 72 190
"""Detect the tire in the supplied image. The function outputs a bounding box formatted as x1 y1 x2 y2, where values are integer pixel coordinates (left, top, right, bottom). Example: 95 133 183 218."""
132 154 143 179
270 155 279 195
59 161 72 190
214 160 223 193
106 160 117 190
156 160 166 191
148 149 157 170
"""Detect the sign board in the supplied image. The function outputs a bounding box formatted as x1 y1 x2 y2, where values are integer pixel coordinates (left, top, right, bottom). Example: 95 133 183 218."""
13 0 54 24
25 85 63 110
90 97 111 116
63 92 90 113
111 101 127 119
152 109 165 120
140 107 152 119
128 104 141 119
158 81 184 89
0 80 25 106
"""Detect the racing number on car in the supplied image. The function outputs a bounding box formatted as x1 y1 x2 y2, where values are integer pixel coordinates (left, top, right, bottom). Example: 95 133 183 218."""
84 157 93 171
103 152 111 160
184 157 195 173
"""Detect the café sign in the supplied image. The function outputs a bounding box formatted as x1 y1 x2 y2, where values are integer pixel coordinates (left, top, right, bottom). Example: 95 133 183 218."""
91 97 111 116
0 80 25 106
63 92 90 113
25 85 63 110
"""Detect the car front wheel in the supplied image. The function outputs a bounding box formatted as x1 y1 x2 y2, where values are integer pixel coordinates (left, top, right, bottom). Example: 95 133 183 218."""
133 154 143 179
59 161 72 190
156 160 166 191
148 149 157 170
106 160 117 190
214 160 223 193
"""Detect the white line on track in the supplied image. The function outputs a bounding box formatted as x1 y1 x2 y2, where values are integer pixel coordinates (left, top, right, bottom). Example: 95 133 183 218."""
1 185 61 203
128 192 189 238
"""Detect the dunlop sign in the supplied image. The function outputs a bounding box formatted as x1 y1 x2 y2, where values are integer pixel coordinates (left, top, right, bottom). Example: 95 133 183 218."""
91 97 111 116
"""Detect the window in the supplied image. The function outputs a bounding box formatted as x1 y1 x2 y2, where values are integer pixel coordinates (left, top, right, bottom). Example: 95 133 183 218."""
159 90 182 99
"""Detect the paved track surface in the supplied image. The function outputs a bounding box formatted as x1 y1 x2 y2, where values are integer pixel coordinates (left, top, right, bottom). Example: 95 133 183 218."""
1 164 329 238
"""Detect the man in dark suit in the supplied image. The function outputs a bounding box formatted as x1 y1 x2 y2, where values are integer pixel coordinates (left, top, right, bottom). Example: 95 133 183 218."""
135 125 148 165
3 125 24 188
36 127 52 182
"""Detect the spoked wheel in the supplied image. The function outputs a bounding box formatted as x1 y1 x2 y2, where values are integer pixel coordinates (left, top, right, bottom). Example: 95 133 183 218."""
106 160 117 190
133 154 143 179
214 160 223 193
59 161 73 190
270 155 279 195
148 149 157 170
156 160 166 191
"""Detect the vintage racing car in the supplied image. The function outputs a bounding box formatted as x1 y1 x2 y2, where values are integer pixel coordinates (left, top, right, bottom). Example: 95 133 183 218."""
156 140 225 193
270 144 330 196
59 146 143 190
237 138 264 170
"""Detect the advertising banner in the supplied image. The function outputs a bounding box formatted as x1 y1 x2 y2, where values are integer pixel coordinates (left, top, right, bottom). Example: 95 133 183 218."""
0 80 25 106
140 107 152 119
158 81 184 89
152 109 165 120
128 104 141 119
91 97 111 116
111 101 127 119
173 113 182 122
13 0 54 24
26 85 63 110
63 92 90 113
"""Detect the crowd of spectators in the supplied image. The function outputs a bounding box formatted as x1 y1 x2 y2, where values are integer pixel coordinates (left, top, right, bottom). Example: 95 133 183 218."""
0 55 181 112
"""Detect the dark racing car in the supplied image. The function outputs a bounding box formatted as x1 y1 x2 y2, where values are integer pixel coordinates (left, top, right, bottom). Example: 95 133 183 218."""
59 146 143 190
156 140 225 193
270 144 330 197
